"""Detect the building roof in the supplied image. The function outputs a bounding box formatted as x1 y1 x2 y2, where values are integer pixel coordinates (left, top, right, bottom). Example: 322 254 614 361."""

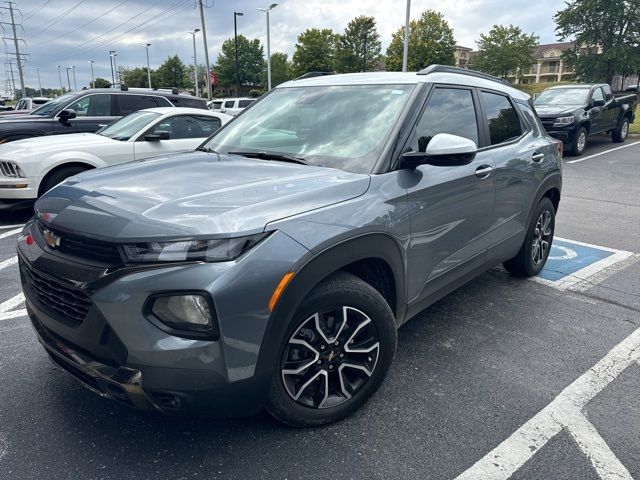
532 42 574 59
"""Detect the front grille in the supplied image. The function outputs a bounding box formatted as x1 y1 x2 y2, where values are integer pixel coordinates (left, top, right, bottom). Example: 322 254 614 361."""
0 160 22 178
540 118 556 131
37 221 123 267
20 260 93 325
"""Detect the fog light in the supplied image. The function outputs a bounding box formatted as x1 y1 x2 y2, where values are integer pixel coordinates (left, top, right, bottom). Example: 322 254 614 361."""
151 294 213 333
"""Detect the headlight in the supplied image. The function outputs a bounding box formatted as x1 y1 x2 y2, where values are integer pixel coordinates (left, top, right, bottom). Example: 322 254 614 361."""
0 160 26 178
121 232 270 264
553 116 574 126
150 294 215 335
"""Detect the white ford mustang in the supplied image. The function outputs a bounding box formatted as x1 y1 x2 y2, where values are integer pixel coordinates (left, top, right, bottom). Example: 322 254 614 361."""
0 107 232 207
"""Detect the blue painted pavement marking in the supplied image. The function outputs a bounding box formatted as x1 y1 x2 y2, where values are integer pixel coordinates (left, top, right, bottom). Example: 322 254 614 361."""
539 239 614 282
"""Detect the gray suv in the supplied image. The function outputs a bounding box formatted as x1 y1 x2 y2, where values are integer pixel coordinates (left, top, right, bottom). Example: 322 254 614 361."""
18 66 562 427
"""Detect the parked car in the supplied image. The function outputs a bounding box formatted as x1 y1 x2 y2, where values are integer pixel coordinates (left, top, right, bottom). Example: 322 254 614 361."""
19 66 562 426
0 87 207 143
534 84 637 155
0 108 231 210
210 97 255 115
0 97 50 116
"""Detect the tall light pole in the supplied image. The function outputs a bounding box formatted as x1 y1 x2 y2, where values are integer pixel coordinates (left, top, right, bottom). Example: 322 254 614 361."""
258 4 277 90
402 0 411 72
66 67 72 90
143 43 152 88
89 60 95 89
109 50 115 86
233 11 243 98
189 29 200 97
36 67 43 96
57 65 64 93
71 65 77 90
197 0 212 99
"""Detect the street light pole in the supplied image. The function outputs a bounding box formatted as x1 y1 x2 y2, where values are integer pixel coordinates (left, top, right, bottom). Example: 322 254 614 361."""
197 0 212 99
36 67 42 96
143 43 152 88
189 29 200 97
89 60 95 89
57 65 64 93
402 0 411 72
109 50 116 86
66 67 72 90
258 4 278 90
71 65 77 90
233 11 243 98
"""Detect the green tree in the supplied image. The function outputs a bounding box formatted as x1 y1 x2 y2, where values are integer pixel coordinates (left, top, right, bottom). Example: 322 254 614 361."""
386 10 455 71
214 35 266 90
473 25 538 80
155 55 188 89
93 77 111 88
262 52 291 87
335 16 382 73
121 66 157 88
291 28 337 77
555 0 640 82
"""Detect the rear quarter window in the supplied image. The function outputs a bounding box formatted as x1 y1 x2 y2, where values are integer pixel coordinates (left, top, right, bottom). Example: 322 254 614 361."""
480 91 523 145
238 100 254 108
167 96 207 109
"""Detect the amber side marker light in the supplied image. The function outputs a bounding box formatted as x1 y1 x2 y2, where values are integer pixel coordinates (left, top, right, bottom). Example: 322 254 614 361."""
268 272 295 312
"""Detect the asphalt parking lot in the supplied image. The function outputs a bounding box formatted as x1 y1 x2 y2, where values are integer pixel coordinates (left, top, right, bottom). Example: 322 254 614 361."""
1 135 639 480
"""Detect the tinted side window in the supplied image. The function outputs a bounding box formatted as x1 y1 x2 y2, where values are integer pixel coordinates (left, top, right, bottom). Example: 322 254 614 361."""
118 95 158 115
518 103 542 136
592 87 604 103
224 100 235 108
480 92 523 145
151 115 218 139
69 94 112 117
602 85 613 101
411 87 479 152
238 99 254 108
169 96 206 109
153 96 172 107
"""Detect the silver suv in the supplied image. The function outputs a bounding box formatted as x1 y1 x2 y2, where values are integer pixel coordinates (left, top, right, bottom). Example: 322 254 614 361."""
19 66 562 427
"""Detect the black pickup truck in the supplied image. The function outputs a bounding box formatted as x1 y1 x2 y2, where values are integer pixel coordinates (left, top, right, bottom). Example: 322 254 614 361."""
0 87 207 143
534 84 638 155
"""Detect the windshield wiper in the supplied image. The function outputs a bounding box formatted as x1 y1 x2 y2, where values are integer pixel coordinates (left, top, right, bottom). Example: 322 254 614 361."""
196 146 217 153
228 150 310 165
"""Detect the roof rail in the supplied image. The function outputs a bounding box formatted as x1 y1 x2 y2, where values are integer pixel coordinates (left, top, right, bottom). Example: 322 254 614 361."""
120 83 129 91
295 71 333 80
418 65 508 85
151 87 180 94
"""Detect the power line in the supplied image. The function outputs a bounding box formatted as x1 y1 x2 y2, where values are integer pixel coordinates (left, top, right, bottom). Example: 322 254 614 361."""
29 0 86 39
22 0 51 22
32 0 130 46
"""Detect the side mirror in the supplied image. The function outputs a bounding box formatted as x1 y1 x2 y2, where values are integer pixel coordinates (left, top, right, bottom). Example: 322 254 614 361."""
592 99 605 108
58 108 77 121
400 133 477 169
144 131 170 141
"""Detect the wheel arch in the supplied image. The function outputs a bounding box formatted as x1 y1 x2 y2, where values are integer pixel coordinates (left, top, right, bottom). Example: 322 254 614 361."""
38 161 96 196
525 173 562 228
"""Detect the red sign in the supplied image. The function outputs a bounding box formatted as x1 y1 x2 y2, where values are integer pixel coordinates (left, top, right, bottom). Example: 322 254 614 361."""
210 72 218 85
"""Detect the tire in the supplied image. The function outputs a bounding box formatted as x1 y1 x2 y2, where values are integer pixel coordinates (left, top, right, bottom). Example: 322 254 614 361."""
612 117 629 143
503 197 555 277
265 271 397 427
570 127 588 156
39 165 89 196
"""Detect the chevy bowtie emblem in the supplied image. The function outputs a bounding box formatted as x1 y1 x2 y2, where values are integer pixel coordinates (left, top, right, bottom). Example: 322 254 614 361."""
43 229 61 248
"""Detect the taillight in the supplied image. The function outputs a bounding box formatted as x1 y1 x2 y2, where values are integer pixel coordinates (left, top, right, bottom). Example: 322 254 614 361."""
552 139 563 159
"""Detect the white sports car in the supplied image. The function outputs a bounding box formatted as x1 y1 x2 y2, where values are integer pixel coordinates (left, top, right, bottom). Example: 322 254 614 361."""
0 107 232 208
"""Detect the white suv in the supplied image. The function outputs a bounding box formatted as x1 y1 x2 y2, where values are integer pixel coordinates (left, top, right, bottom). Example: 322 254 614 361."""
210 97 255 116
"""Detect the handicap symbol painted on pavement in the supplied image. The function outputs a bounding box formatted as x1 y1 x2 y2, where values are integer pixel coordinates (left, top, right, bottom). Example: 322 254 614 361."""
534 237 634 290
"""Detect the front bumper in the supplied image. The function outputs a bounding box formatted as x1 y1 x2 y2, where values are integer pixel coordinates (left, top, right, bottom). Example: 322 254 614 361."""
540 122 577 144
18 224 309 415
0 177 37 200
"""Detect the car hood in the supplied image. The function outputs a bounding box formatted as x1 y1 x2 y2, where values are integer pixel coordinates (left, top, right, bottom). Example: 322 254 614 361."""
0 133 117 159
36 152 371 241
534 105 580 117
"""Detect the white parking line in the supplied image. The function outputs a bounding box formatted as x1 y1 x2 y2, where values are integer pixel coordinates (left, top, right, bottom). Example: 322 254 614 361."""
566 140 640 164
0 293 26 321
456 325 640 480
0 228 22 240
0 224 24 230
0 256 17 271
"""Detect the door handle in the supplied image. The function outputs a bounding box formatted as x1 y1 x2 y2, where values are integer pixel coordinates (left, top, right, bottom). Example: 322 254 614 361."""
475 165 493 178
98 124 108 128
532 152 545 162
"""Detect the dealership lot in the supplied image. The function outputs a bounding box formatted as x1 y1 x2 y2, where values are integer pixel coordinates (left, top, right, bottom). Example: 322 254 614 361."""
1 136 638 479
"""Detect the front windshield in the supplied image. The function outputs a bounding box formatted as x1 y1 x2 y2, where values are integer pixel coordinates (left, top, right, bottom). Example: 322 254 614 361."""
534 88 590 106
98 111 161 141
30 93 77 116
203 84 415 173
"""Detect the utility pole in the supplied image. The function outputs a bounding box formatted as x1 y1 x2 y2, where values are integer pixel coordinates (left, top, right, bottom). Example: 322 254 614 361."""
36 67 42 96
89 60 95 89
66 67 72 90
71 65 77 90
233 11 243 98
402 0 411 72
197 0 212 99
7 60 15 98
57 65 64 93
109 50 116 86
1 1 27 98
189 29 200 97
143 43 151 88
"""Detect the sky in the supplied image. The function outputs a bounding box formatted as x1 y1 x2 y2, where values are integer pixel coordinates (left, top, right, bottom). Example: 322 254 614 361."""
8 0 565 93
